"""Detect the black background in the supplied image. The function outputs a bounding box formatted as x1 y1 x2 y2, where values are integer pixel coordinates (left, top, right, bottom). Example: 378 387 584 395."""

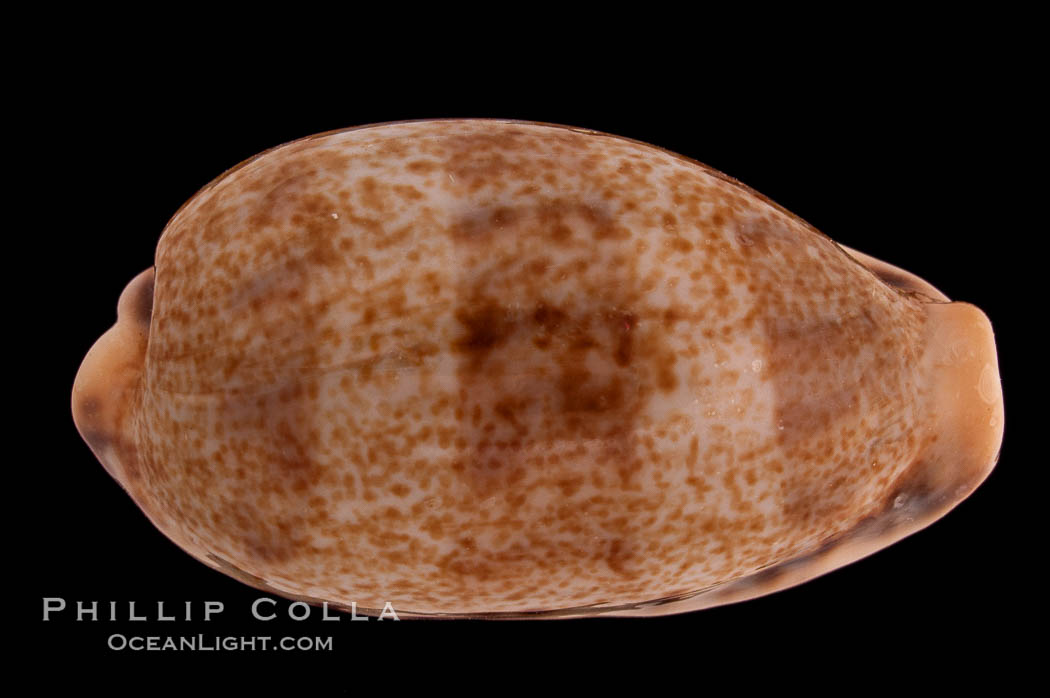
18 36 1034 686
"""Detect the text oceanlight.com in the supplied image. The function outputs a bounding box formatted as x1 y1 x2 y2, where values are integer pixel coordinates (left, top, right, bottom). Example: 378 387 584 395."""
107 634 333 651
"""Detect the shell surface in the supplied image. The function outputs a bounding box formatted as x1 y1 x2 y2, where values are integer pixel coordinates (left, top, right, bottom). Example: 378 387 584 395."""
71 120 1004 617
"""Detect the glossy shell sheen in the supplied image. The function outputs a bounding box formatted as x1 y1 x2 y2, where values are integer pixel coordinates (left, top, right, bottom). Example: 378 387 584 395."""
72 120 1004 617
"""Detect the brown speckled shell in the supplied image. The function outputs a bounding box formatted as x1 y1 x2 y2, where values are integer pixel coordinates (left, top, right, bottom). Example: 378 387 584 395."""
71 120 1004 617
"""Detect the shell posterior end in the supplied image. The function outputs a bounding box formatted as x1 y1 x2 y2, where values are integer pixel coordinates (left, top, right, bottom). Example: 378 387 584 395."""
906 301 1004 513
71 267 154 489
